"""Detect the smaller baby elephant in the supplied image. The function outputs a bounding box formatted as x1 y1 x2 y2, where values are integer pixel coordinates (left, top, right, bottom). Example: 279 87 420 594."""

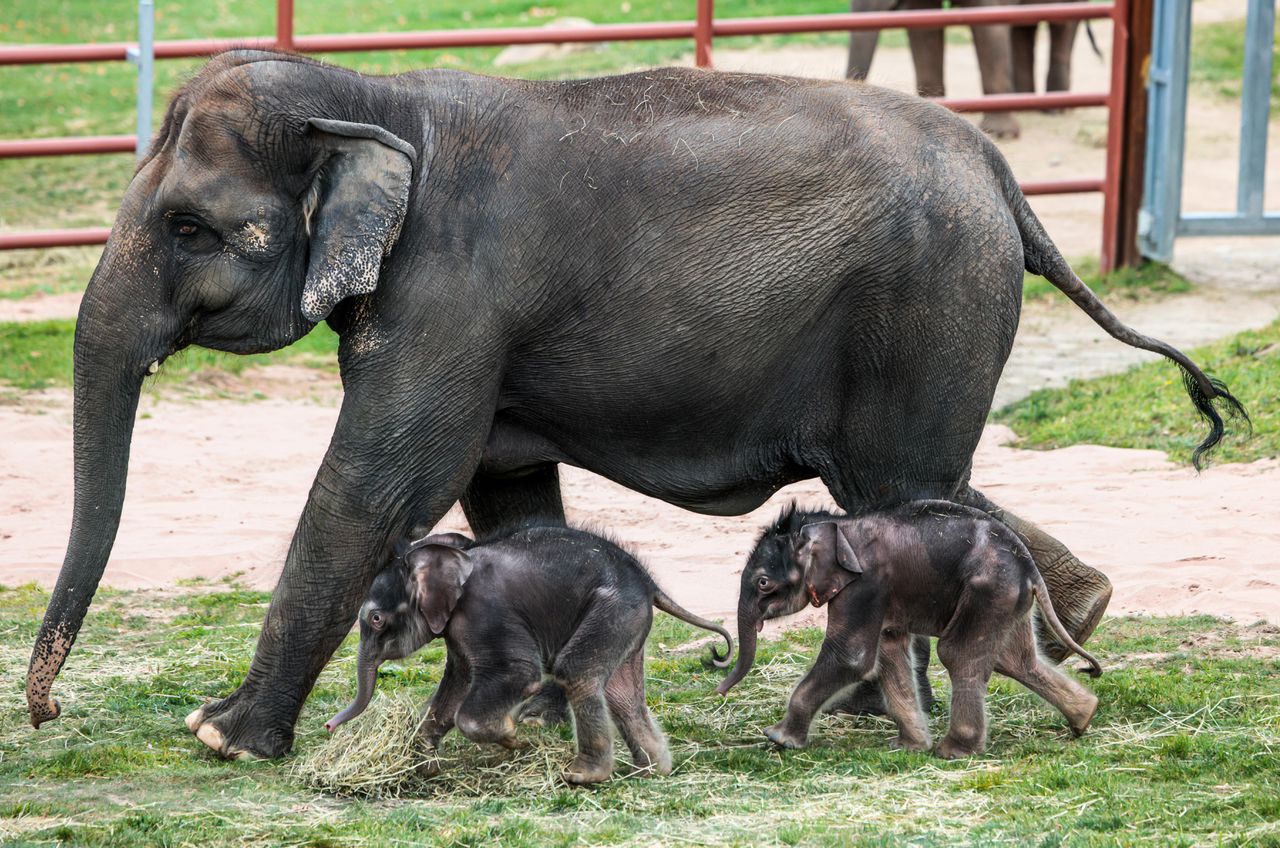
719 501 1102 759
326 525 734 784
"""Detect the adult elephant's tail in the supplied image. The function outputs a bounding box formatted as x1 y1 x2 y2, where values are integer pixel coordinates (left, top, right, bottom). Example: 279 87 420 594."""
1003 177 1248 469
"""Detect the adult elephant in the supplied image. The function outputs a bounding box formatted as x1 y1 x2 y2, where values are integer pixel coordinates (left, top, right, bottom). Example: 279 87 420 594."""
27 50 1243 759
845 0 1021 138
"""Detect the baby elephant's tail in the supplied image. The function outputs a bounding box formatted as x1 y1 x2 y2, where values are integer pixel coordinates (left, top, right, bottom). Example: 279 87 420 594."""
1031 575 1104 678
653 589 734 668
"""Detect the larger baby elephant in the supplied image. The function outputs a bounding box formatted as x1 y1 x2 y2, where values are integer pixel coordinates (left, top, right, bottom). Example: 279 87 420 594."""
720 502 1102 759
325 526 732 784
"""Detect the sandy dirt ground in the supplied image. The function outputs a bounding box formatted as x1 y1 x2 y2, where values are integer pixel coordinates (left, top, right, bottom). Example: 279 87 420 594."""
2 0 1278 627
2 389 1277 625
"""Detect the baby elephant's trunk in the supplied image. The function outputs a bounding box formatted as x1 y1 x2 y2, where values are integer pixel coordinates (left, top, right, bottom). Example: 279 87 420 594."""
325 647 382 732
716 595 761 695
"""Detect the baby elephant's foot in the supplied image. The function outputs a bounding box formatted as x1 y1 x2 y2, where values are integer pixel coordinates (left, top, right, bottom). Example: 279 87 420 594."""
457 712 522 750
764 722 808 750
934 735 984 760
889 734 932 753
1069 693 1100 738
563 755 614 786
631 748 674 777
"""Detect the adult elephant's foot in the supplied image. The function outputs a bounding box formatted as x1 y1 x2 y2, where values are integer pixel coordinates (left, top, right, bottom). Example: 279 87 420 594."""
184 689 294 760
1032 549 1113 663
979 111 1021 139
516 681 569 727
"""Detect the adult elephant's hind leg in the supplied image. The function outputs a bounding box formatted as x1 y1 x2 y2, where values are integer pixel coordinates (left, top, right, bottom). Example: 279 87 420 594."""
961 486 1112 661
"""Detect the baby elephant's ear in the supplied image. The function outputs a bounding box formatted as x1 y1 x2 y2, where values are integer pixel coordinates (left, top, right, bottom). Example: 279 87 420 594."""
798 522 863 606
407 544 474 635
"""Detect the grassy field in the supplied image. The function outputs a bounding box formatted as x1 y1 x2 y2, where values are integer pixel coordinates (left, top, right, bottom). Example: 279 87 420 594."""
996 318 1277 465
1 582 1278 847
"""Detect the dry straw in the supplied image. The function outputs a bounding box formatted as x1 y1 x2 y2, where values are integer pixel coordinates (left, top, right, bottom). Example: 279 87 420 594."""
293 692 577 799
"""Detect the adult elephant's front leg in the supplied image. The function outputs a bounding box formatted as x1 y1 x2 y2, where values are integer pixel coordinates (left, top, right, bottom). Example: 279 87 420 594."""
186 377 494 758
960 486 1112 660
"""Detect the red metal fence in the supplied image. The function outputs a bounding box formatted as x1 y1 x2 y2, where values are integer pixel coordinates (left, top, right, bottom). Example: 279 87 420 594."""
0 0 1130 267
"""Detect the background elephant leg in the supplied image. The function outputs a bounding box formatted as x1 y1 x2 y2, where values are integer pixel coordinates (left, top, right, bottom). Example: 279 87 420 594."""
1011 23 1037 92
845 0 898 79
960 486 1112 661
902 0 946 97
461 464 565 537
967 14 1020 138
1046 20 1078 95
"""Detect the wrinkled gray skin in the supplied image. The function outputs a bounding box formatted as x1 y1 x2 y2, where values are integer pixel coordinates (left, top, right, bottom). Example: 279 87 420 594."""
721 502 1103 759
325 527 731 784
844 0 1021 138
29 49 1244 759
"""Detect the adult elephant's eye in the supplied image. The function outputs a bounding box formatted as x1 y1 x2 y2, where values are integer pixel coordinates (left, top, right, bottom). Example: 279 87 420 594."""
170 216 219 252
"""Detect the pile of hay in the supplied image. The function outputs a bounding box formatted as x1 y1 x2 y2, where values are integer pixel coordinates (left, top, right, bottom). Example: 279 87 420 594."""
293 693 573 798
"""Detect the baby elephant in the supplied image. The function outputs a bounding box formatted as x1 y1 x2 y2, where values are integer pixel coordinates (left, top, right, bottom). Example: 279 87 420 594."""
719 501 1102 759
326 525 733 784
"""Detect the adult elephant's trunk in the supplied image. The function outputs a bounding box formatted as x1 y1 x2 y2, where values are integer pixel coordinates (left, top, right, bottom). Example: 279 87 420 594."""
26 235 179 729
716 595 761 695
326 648 382 732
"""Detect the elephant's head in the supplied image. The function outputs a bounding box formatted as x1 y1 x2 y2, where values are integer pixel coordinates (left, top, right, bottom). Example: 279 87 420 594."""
717 507 859 695
28 49 424 729
325 538 473 731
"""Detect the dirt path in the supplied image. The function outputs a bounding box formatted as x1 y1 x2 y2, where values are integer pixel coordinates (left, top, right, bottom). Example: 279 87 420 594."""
2 389 1277 624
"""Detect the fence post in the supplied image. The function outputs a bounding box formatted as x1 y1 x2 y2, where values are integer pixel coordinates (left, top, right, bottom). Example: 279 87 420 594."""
1113 0 1154 269
1138 0 1192 262
125 0 155 161
1100 0 1131 272
1237 0 1274 220
695 0 714 68
277 0 295 50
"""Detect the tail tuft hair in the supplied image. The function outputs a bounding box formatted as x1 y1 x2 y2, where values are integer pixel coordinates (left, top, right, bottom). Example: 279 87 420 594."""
1183 371 1251 471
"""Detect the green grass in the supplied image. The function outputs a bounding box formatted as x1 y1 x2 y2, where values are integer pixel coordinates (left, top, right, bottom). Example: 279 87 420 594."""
1022 258 1193 303
996 319 1278 465
1 584 1278 846
0 318 339 390
1190 14 1280 110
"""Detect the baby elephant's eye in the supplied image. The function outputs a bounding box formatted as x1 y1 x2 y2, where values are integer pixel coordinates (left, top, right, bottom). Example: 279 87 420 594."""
369 611 385 630
756 576 772 591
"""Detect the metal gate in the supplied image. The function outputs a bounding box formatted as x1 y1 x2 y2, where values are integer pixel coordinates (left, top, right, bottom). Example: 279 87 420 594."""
1140 0 1278 261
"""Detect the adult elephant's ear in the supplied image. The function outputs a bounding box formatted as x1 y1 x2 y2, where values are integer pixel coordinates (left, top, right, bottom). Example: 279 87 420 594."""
796 522 863 607
407 543 474 636
300 118 417 322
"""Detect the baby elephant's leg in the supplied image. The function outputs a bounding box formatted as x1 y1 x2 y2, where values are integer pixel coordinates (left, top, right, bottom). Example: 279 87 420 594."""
454 662 543 750
767 617 880 749
554 591 650 785
877 630 932 752
417 647 471 749
996 616 1099 737
935 589 999 759
604 647 672 776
